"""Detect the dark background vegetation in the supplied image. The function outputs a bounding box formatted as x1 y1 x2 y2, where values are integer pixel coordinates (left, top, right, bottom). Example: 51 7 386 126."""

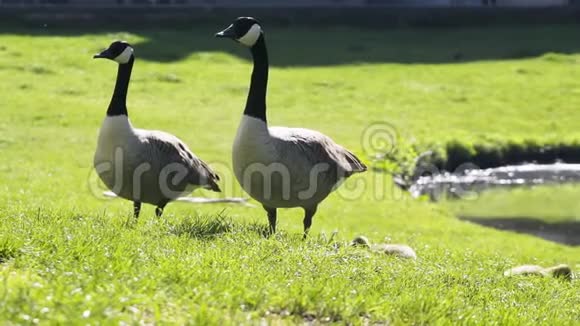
2 6 580 29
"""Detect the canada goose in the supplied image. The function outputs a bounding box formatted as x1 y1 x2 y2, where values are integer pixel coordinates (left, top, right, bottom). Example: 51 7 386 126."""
216 18 366 237
93 41 220 218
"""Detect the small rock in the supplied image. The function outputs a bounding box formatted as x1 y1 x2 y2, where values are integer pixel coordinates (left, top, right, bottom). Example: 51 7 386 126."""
350 235 371 248
372 244 417 260
156 73 182 83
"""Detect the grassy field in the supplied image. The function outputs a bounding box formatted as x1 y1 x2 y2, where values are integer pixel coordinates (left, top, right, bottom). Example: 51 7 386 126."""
0 23 579 324
446 184 580 222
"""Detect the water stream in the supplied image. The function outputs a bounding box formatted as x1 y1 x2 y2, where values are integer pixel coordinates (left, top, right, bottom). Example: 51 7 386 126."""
408 163 580 200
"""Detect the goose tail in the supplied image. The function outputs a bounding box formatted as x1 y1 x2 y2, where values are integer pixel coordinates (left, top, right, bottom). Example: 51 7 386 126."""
343 149 367 175
205 179 222 193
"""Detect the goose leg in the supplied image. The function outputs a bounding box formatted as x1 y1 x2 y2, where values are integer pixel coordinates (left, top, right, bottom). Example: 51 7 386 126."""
303 206 318 239
263 205 277 235
155 201 168 218
133 201 141 219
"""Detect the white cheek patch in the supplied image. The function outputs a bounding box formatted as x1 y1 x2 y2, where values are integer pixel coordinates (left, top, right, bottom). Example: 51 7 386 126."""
238 24 262 47
114 47 134 64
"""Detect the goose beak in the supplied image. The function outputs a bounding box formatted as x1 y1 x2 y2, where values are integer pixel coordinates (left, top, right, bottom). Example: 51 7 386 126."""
93 49 111 59
215 24 235 39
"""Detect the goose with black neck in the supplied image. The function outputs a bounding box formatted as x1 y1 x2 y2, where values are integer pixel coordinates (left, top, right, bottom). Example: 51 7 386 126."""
93 41 221 219
216 17 367 238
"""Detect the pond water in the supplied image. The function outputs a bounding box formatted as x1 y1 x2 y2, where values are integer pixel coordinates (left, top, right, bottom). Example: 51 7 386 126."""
408 163 580 200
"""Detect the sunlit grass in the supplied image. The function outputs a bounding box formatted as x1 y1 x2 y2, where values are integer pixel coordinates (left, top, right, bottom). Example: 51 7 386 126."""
0 24 579 324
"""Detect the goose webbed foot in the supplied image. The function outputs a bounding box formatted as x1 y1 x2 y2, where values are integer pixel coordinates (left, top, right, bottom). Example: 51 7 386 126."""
155 201 168 218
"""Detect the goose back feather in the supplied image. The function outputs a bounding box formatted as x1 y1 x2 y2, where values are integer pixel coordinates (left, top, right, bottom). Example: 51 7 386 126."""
94 118 220 206
233 116 366 208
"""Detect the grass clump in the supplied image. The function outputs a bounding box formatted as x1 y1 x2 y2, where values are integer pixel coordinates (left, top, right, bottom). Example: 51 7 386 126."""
0 238 21 264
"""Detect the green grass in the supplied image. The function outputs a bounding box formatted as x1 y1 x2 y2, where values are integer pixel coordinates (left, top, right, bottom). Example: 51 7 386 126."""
445 184 580 222
0 24 579 324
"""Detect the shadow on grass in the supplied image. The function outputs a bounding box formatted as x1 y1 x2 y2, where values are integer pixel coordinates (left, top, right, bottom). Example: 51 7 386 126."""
0 240 21 264
168 214 271 240
0 249 17 264
460 216 580 246
2 24 580 65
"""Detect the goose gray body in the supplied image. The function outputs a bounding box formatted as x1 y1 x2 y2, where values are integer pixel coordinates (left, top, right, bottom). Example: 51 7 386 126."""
94 116 220 206
233 115 365 209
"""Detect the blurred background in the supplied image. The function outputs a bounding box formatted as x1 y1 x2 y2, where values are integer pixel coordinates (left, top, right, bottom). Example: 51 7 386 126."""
0 0 577 7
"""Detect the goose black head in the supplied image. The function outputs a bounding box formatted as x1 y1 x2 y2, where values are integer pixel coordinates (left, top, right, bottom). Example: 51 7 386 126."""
93 41 134 64
215 17 263 47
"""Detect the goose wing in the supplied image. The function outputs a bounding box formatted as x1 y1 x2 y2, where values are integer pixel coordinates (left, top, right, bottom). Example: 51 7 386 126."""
271 127 367 177
140 130 221 192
